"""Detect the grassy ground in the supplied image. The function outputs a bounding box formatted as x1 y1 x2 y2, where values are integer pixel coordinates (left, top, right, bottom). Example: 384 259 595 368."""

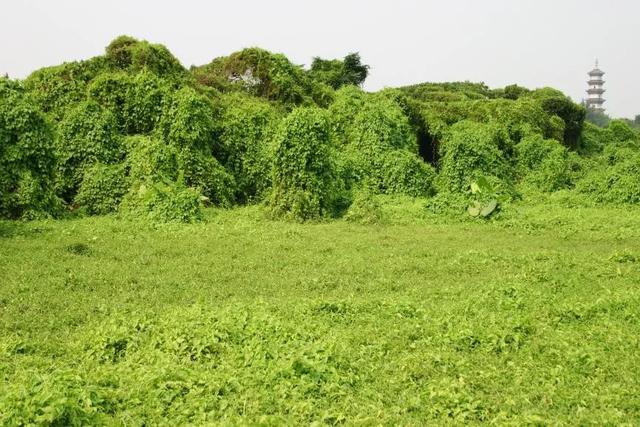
1 198 639 425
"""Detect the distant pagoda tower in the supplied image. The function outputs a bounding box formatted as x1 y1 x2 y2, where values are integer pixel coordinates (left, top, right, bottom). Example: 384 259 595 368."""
586 60 606 113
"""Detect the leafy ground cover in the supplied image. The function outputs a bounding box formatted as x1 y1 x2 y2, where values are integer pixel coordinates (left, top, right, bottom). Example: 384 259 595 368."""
1 199 639 425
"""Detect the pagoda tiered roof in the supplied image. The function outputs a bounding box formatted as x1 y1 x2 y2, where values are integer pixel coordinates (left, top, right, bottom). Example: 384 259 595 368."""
585 60 606 112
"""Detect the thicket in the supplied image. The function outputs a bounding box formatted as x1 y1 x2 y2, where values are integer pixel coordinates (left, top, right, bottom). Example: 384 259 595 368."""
0 79 60 219
270 107 340 221
575 121 640 203
2 36 639 222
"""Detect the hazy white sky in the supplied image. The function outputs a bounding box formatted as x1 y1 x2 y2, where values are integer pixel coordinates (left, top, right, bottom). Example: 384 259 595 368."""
1 0 638 118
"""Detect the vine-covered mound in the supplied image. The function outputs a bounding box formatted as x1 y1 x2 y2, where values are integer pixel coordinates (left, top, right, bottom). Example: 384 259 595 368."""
1 36 639 221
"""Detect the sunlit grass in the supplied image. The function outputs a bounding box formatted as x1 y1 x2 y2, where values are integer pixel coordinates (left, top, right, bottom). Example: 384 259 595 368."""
1 200 639 424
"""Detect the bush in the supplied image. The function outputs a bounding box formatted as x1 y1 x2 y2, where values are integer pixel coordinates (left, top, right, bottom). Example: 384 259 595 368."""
377 150 436 197
126 135 179 183
577 149 640 204
344 191 384 224
308 52 369 89
23 57 109 120
528 88 585 149
192 47 330 107
437 121 513 194
87 72 132 129
215 93 281 202
88 71 170 134
123 70 170 134
579 122 614 154
126 135 235 207
75 163 129 215
106 35 185 79
328 85 367 145
156 87 218 152
515 135 571 192
348 95 417 153
177 149 236 207
154 87 238 205
105 35 139 68
55 101 122 201
608 119 638 143
270 107 339 220
122 179 203 223
340 94 435 196
0 79 60 219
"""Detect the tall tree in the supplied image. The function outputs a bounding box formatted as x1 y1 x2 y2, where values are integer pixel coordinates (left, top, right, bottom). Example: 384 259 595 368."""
309 53 369 89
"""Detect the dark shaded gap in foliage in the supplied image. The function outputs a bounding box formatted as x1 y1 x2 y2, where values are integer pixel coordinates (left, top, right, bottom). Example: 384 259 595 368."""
417 127 439 167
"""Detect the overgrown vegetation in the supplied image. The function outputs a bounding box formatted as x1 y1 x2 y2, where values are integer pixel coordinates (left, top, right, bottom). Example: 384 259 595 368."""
3 35 640 222
1 202 640 424
2 36 640 424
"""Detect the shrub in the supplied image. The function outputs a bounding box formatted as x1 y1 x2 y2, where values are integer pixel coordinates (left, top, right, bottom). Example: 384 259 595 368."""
348 95 417 153
0 79 60 219
23 57 109 120
377 150 436 197
344 191 384 224
55 101 122 201
515 135 571 192
328 85 367 145
129 41 185 78
125 135 179 183
106 35 185 79
577 149 640 204
437 121 513 194
502 84 530 100
192 48 329 107
215 93 281 202
341 94 435 195
88 71 170 134
608 119 638 143
308 53 369 89
87 72 132 129
270 107 339 220
105 35 139 69
122 179 203 223
578 122 614 154
602 143 638 165
75 163 129 215
156 87 218 152
177 149 236 207
416 97 553 151
528 88 585 149
126 135 235 207
123 70 170 134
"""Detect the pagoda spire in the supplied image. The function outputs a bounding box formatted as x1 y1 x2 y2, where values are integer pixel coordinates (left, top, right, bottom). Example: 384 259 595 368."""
586 59 605 113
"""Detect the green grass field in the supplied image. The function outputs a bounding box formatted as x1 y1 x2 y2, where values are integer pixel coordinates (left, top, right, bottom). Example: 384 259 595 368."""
1 199 640 425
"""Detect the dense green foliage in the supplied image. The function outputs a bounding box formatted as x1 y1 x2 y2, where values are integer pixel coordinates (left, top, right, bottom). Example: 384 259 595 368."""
515 135 571 192
74 163 128 215
3 36 640 424
0 79 59 219
192 47 333 107
105 35 186 79
215 93 281 202
2 35 640 223
270 108 339 220
55 101 123 201
2 201 640 424
308 52 369 89
437 121 512 194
